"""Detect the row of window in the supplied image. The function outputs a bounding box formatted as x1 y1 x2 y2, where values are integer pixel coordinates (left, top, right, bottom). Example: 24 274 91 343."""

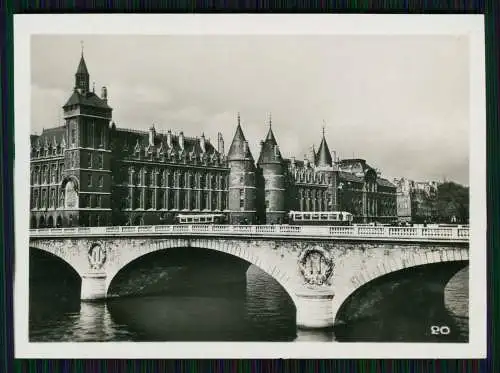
87 174 105 188
31 189 107 209
31 145 65 158
83 152 104 169
126 146 224 166
293 170 332 184
118 167 228 190
68 152 104 169
31 189 63 209
124 189 228 211
297 188 330 200
31 163 65 185
69 121 106 149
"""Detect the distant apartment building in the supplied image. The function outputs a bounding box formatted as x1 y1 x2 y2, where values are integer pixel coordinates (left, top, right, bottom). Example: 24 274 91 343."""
393 178 438 223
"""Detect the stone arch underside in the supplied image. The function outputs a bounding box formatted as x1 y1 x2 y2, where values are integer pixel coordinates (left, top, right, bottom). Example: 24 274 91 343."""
104 238 299 306
29 245 83 281
331 247 469 323
29 242 87 278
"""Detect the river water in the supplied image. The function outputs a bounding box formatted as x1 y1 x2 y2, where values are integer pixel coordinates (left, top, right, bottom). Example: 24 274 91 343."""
29 250 469 343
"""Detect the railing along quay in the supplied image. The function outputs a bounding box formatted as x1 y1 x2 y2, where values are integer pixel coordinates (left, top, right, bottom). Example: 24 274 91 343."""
29 224 469 242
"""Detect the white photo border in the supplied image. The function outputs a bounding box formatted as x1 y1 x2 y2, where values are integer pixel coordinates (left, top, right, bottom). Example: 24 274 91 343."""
14 14 487 359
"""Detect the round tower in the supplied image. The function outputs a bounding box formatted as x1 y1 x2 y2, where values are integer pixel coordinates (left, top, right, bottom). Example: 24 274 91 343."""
257 115 286 224
227 114 257 224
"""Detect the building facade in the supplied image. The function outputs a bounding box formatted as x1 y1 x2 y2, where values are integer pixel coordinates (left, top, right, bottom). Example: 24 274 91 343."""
30 52 398 228
393 178 438 223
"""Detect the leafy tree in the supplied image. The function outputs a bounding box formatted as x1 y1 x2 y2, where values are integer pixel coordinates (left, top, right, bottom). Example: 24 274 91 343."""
436 182 469 223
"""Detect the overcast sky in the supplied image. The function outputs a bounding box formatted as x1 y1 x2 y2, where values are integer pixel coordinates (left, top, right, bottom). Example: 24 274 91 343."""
31 35 469 185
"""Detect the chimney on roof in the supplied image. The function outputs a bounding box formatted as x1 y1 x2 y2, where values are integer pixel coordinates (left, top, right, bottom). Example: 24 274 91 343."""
167 130 172 148
101 86 108 102
149 124 156 147
217 132 224 154
179 131 185 150
200 133 206 153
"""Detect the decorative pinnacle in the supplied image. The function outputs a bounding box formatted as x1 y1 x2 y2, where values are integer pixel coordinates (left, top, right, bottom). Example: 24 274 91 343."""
269 112 272 128
80 40 84 56
322 120 326 137
237 112 241 126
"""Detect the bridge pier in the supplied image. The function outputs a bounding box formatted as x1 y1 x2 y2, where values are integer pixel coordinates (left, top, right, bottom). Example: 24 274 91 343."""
81 273 107 301
295 292 335 329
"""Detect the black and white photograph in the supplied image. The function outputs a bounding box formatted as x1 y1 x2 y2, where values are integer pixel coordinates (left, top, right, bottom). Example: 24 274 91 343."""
14 15 486 359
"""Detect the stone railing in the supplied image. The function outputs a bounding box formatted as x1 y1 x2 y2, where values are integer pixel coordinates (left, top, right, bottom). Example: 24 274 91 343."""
29 224 469 242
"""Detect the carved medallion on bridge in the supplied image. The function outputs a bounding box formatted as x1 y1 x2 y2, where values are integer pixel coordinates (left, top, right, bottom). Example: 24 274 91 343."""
298 247 334 286
88 242 107 270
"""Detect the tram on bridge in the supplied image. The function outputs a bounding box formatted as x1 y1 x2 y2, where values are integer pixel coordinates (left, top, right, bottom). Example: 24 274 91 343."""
287 211 354 226
175 213 227 225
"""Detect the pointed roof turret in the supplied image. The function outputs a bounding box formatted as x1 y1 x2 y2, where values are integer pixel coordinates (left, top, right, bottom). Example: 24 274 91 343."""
315 124 333 168
258 113 283 165
76 55 89 75
227 113 254 161
74 42 90 93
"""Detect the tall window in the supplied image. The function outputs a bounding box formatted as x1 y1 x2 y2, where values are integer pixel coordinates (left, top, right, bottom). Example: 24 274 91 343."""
96 195 101 208
98 154 103 169
98 175 104 187
96 126 103 147
88 175 92 187
240 189 244 210
50 189 56 207
41 190 47 208
33 190 39 209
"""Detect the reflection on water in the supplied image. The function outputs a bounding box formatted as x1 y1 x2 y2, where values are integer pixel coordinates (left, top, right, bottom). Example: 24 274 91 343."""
29 256 469 342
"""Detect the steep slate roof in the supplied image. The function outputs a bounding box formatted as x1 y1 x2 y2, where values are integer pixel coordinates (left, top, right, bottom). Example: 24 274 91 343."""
30 126 67 148
377 178 396 189
315 135 333 167
63 90 111 110
114 128 219 156
339 171 364 184
257 126 283 165
227 122 254 161
76 54 89 75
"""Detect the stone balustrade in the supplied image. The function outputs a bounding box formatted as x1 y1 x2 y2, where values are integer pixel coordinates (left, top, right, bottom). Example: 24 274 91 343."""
29 224 469 242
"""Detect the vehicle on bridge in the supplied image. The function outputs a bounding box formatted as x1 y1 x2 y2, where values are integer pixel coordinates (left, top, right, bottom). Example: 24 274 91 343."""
175 213 228 225
288 211 354 226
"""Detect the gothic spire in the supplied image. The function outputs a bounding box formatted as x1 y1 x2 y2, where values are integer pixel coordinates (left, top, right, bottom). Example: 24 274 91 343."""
258 114 282 165
316 124 333 168
75 42 89 93
227 113 254 161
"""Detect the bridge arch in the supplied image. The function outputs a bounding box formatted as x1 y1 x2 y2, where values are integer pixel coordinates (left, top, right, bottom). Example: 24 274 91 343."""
29 246 82 287
105 238 299 306
331 247 469 324
29 244 86 278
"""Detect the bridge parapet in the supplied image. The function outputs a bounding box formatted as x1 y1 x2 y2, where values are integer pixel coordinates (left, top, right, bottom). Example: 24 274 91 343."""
29 224 469 242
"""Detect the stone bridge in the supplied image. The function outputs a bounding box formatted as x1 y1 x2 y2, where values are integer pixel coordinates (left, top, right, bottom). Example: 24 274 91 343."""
29 224 469 329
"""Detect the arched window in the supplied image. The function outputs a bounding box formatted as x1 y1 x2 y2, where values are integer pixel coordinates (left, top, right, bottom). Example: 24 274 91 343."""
33 190 39 209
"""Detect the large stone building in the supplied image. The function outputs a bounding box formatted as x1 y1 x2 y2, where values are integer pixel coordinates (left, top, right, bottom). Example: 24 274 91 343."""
30 52 397 228
393 178 438 223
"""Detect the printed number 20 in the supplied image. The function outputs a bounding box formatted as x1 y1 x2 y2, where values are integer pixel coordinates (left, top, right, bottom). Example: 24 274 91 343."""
430 325 450 335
